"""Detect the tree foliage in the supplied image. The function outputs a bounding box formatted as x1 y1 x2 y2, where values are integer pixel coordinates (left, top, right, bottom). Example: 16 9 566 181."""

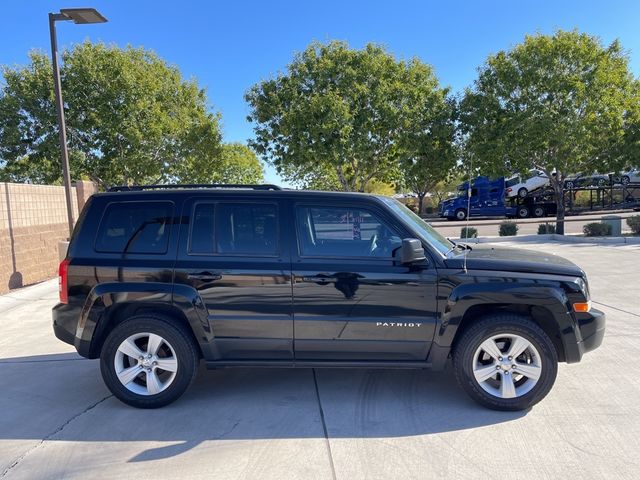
172 142 263 184
401 96 459 212
246 41 451 192
460 30 640 233
0 42 223 188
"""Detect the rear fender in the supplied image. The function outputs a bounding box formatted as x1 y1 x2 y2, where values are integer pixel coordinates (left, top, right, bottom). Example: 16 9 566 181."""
76 282 211 358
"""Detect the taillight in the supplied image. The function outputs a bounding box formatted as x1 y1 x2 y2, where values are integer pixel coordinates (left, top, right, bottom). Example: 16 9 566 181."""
506 188 512 193
59 258 70 304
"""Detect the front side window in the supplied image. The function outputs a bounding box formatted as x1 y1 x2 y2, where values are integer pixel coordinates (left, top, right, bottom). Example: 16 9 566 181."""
296 206 401 258
95 202 173 254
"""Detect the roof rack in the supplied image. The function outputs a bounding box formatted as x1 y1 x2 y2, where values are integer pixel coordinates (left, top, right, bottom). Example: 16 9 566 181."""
108 183 282 192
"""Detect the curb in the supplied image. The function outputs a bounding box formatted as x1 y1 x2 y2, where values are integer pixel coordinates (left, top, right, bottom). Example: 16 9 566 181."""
454 234 640 245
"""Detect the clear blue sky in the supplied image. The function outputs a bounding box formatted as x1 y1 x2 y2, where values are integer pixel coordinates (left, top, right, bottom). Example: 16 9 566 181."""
2 0 639 185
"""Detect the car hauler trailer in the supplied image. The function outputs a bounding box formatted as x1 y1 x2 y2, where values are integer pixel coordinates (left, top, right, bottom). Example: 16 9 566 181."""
439 176 640 221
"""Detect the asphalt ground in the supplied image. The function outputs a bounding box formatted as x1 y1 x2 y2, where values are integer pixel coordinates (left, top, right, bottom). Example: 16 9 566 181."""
1 241 639 479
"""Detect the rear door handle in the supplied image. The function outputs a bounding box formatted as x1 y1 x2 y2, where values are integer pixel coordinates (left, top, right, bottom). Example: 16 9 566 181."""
187 272 222 281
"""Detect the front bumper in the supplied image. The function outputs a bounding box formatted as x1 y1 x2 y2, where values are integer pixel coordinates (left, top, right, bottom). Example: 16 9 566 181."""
567 308 606 363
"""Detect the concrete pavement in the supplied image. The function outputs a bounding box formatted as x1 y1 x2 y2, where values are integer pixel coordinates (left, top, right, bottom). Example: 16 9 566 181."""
429 210 639 238
1 242 639 479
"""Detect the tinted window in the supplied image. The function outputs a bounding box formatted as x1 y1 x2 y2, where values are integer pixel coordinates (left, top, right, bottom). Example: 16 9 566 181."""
297 206 400 258
215 204 277 255
95 202 173 254
189 203 215 254
506 177 521 187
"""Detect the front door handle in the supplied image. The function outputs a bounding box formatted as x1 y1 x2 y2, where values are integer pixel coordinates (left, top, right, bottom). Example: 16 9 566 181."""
302 275 338 284
187 272 222 282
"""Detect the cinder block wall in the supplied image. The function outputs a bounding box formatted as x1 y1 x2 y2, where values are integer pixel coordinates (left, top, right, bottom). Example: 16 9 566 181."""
0 181 96 294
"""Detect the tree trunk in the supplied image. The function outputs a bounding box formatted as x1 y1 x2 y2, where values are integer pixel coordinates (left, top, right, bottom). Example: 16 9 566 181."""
418 194 425 214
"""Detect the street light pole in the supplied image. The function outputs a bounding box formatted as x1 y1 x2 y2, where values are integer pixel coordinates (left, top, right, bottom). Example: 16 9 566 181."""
48 8 107 238
48 13 75 237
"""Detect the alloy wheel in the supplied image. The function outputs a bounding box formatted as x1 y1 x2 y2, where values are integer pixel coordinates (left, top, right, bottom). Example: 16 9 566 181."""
114 332 178 395
472 333 542 399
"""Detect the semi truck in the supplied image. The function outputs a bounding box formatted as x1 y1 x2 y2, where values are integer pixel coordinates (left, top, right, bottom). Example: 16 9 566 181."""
438 176 555 221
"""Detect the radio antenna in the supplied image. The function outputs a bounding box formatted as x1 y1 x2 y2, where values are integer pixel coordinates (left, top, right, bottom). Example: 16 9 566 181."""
463 157 473 274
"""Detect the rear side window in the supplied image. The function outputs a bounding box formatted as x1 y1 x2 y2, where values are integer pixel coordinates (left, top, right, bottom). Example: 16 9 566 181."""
95 202 173 254
189 203 278 256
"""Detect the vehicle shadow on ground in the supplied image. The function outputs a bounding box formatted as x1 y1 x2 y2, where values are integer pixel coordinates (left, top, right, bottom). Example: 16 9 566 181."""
0 354 526 464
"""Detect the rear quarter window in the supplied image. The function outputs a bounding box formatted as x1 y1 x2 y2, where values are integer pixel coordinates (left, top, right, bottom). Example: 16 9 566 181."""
94 201 173 254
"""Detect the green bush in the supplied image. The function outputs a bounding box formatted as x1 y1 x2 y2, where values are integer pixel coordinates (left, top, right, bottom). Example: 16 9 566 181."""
460 227 478 239
627 215 640 235
499 221 518 236
583 222 612 236
537 223 556 234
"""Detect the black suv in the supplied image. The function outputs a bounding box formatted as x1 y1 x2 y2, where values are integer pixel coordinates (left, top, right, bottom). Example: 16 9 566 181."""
53 184 605 410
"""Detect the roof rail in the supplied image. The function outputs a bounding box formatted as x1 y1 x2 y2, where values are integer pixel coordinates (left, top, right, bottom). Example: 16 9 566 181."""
107 183 282 192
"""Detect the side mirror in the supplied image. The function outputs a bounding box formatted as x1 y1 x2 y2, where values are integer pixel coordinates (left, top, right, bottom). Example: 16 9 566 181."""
399 238 427 265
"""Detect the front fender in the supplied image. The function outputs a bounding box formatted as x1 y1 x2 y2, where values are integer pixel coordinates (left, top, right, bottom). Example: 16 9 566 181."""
432 277 582 363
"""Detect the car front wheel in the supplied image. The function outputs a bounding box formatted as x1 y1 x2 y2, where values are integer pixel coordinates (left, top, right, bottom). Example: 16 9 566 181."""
455 208 467 221
100 315 200 408
453 315 558 411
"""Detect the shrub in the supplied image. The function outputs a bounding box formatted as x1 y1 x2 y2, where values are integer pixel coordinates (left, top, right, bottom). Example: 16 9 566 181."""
460 227 478 239
537 223 556 234
583 222 612 236
627 215 640 235
499 221 518 236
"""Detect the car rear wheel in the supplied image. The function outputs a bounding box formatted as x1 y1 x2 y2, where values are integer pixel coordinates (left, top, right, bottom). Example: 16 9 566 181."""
100 315 199 408
517 187 528 198
622 176 630 186
453 315 558 411
565 181 575 189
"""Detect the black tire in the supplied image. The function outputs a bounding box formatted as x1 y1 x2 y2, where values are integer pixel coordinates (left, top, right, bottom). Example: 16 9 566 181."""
517 206 529 218
622 176 630 186
100 314 199 408
565 181 574 189
452 314 558 411
517 187 528 198
454 208 467 221
533 206 545 218
597 178 606 187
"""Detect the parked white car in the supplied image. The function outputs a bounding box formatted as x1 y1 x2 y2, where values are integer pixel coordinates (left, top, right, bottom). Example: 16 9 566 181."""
620 168 640 185
505 169 550 198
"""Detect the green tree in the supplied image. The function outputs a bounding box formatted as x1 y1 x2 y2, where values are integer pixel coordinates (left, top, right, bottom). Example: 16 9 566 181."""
246 41 448 192
460 30 639 233
0 42 222 188
172 142 263 184
402 96 458 213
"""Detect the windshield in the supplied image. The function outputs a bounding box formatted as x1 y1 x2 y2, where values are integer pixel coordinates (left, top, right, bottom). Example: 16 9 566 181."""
379 197 454 256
